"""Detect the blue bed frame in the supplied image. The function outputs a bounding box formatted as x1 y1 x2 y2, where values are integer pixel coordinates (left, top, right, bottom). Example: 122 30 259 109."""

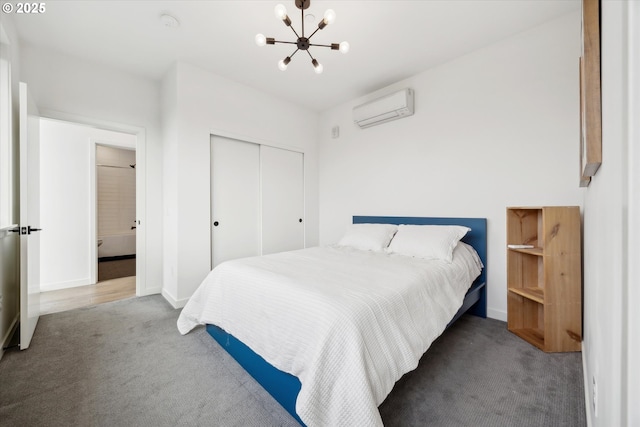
207 216 487 426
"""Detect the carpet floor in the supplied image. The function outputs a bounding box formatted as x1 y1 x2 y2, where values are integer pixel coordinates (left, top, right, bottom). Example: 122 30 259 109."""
0 295 586 426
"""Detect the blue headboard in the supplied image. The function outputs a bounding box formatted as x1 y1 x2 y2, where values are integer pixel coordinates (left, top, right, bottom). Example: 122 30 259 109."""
352 216 487 289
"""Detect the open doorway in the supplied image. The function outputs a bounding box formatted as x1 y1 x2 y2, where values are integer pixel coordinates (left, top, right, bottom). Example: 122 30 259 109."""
37 118 143 314
96 144 136 283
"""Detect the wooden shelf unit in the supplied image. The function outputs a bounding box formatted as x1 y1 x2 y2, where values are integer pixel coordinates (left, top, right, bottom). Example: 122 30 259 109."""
506 207 582 352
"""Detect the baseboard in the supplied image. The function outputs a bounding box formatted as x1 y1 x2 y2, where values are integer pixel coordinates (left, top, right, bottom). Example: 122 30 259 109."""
0 315 19 361
583 349 593 427
487 307 507 322
161 288 188 309
138 286 162 297
40 278 93 293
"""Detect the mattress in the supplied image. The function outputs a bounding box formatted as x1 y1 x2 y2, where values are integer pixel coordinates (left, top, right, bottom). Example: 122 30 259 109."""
178 243 482 426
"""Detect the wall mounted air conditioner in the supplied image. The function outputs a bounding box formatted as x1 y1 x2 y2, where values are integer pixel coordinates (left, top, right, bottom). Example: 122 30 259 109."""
353 88 414 129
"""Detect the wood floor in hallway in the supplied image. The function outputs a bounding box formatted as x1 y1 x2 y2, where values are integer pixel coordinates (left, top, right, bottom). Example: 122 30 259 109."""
40 276 136 315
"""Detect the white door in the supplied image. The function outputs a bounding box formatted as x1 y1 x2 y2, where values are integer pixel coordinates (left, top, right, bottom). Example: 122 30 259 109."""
18 82 41 350
210 136 260 267
261 146 304 255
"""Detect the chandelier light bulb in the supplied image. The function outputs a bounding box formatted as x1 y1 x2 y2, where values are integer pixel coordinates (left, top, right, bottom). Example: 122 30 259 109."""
255 33 267 47
323 9 336 25
339 41 350 54
312 59 323 74
274 4 288 20
278 56 291 71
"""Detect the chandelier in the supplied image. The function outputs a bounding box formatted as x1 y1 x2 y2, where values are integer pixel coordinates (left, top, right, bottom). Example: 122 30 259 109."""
255 0 349 74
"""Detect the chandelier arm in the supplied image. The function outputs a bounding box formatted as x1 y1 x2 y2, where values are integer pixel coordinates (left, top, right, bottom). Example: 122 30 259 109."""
305 49 315 61
290 48 301 58
306 27 321 41
271 40 299 46
301 2 305 37
308 43 336 48
287 24 301 40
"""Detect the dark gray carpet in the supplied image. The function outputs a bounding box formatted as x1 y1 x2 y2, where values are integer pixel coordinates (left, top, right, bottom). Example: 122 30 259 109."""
0 296 585 426
379 315 586 426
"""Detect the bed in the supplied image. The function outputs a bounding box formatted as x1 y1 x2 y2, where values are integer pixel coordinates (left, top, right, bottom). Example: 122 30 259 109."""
178 216 487 426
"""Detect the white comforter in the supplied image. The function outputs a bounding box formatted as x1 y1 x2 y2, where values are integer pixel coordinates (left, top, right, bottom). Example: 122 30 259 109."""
178 243 482 427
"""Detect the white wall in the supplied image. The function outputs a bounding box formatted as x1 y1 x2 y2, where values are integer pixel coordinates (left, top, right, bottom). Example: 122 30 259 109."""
626 4 640 424
20 44 163 296
39 119 135 291
0 18 21 360
161 62 319 307
582 2 639 426
318 12 583 321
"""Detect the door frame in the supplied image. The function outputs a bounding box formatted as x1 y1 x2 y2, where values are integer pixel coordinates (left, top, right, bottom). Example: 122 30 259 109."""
39 109 146 296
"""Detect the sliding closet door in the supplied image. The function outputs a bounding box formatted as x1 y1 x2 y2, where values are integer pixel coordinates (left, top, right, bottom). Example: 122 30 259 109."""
261 146 304 255
210 136 260 267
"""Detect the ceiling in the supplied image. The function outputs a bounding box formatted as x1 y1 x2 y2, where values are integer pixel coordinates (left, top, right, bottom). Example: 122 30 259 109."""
8 0 580 112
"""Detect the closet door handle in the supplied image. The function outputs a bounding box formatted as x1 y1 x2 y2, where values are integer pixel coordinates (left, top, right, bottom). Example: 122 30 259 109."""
213 221 219 227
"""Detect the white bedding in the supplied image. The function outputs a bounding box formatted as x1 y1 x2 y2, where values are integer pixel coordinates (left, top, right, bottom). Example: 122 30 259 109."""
178 243 482 427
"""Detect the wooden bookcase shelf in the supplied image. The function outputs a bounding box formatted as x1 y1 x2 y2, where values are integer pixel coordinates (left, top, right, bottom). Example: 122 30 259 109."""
509 247 543 257
508 287 544 304
506 207 582 352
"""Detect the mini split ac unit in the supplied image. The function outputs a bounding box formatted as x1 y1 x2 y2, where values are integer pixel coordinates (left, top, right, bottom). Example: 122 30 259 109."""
353 88 414 129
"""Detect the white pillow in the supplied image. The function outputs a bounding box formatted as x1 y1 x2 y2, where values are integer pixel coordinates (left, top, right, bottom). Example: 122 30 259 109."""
337 223 398 252
386 224 471 262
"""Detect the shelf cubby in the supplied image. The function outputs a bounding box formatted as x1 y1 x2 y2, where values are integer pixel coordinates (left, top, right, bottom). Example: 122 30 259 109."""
506 207 582 352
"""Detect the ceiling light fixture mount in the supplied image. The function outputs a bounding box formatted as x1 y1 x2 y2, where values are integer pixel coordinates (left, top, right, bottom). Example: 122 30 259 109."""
160 13 180 28
255 0 349 74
